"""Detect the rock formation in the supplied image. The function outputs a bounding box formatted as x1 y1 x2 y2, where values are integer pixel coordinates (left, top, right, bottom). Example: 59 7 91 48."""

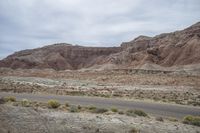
0 22 200 70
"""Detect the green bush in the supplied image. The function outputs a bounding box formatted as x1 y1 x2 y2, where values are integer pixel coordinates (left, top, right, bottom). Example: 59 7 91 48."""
47 100 60 108
111 108 118 112
134 109 148 117
21 99 30 107
4 96 16 102
183 115 200 127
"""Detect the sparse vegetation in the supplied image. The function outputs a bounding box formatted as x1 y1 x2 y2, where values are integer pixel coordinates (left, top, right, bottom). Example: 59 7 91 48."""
167 117 178 122
47 100 60 108
77 105 82 110
69 106 78 112
183 115 200 127
1 72 200 107
4 96 16 102
88 105 97 110
126 110 136 117
118 111 124 115
126 109 148 117
65 102 69 107
21 99 30 107
134 110 148 117
92 108 108 114
111 107 118 112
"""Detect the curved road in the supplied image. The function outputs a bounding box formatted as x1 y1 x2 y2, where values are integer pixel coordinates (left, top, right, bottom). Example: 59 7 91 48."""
0 92 200 118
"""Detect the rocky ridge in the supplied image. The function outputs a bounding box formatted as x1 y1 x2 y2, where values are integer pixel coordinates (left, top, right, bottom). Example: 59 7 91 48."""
0 22 200 70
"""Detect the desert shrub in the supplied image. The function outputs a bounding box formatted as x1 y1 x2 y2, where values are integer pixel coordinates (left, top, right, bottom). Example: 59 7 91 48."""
88 106 97 110
183 115 200 126
77 105 82 110
155 116 164 122
111 107 118 112
126 109 148 117
21 99 30 107
65 102 69 107
4 96 16 102
47 100 60 108
70 106 78 112
126 110 136 117
118 111 124 115
134 110 148 117
167 117 178 122
129 127 139 133
92 108 108 113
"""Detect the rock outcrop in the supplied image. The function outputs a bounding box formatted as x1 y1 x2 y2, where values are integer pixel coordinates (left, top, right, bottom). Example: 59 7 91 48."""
0 44 121 70
0 22 200 70
106 22 200 68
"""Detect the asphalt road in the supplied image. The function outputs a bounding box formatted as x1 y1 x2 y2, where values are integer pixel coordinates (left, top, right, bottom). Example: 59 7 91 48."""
0 92 200 118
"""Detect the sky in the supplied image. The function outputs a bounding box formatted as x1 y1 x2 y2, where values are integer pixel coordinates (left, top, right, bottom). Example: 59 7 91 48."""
0 0 200 59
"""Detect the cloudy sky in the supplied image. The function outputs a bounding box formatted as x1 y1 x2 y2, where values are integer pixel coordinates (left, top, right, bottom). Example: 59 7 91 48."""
0 0 200 59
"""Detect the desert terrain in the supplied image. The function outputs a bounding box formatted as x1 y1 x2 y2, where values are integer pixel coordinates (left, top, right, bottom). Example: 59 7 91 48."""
0 22 200 133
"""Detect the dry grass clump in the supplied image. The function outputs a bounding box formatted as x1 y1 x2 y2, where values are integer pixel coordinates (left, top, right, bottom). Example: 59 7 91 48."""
167 117 178 122
183 115 200 127
65 102 69 107
69 106 79 112
47 100 60 108
111 107 118 112
126 109 148 117
126 110 136 117
4 96 16 102
21 99 30 107
92 108 108 113
134 110 148 117
88 105 97 110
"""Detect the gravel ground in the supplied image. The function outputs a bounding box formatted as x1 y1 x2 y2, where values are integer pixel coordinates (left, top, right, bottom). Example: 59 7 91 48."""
0 104 200 133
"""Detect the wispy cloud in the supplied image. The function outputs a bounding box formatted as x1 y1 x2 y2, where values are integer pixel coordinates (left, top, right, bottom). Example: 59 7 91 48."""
0 0 200 59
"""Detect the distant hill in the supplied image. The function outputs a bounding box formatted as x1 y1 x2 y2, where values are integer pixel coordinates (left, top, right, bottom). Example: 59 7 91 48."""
0 22 200 70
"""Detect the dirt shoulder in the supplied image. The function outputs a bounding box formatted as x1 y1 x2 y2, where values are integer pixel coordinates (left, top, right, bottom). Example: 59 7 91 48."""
0 103 200 133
